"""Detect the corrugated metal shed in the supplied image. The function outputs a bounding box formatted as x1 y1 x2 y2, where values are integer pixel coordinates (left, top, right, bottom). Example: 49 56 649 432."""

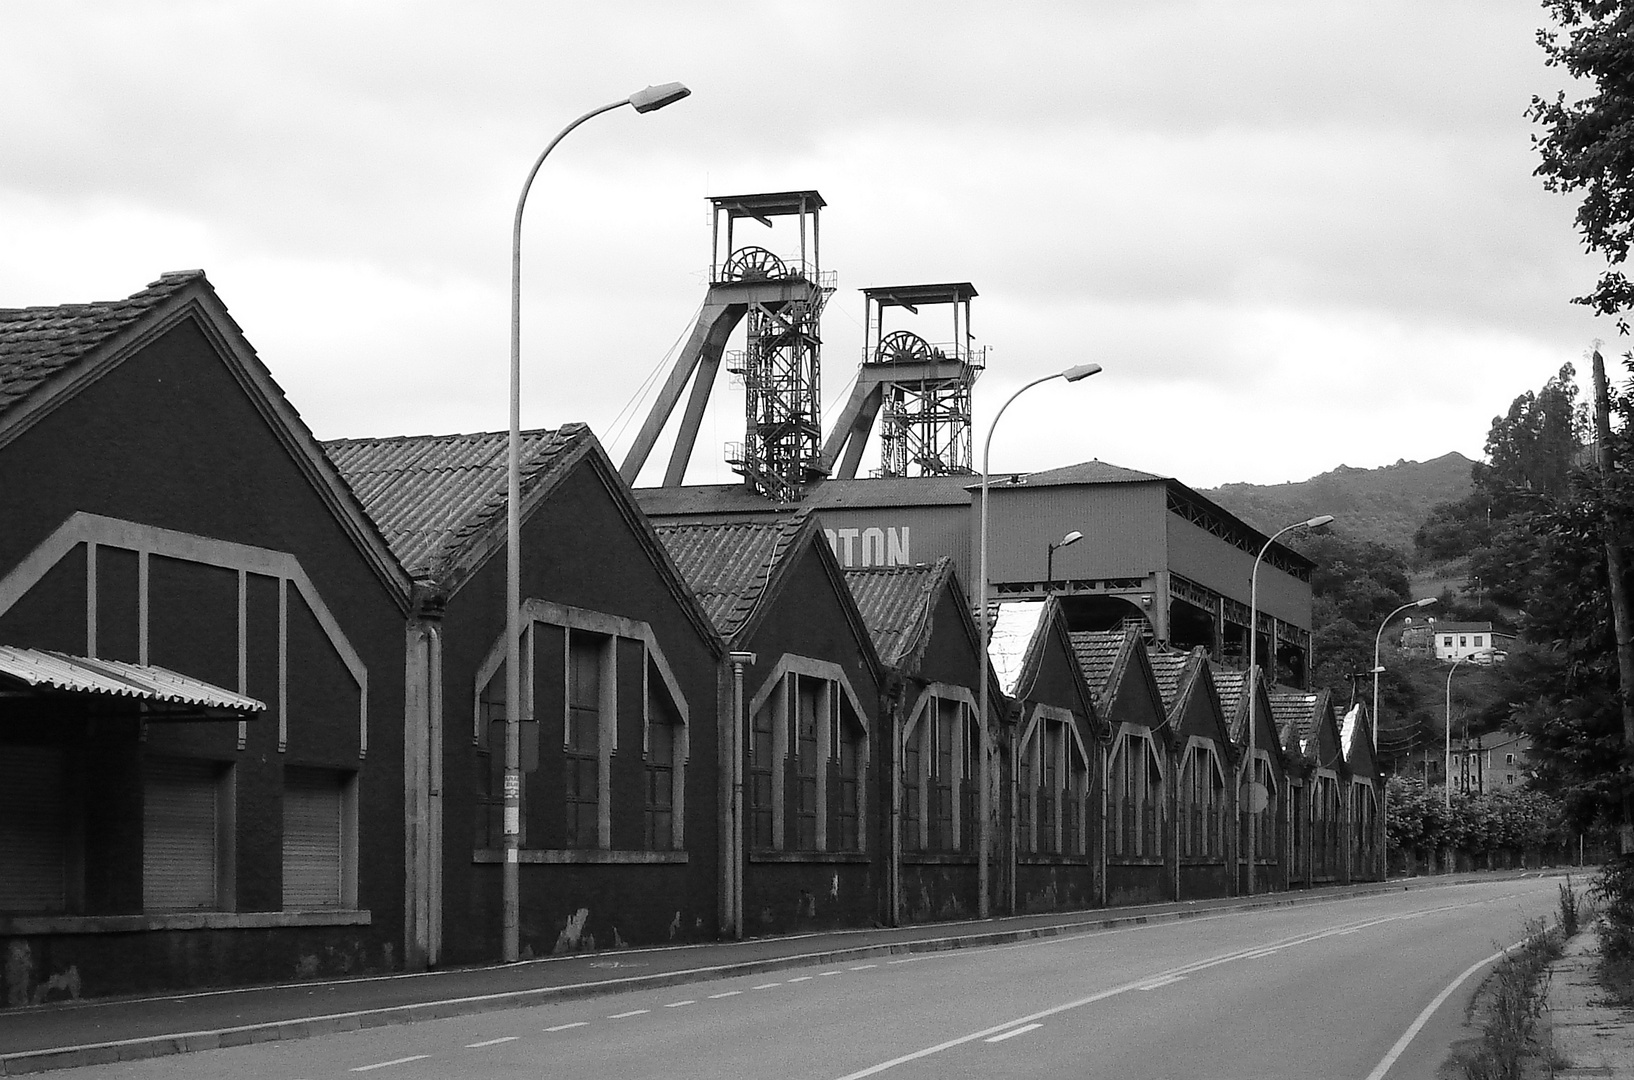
0 646 265 716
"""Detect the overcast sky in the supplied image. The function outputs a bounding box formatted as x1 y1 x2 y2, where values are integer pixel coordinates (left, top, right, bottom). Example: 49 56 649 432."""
0 1 1610 488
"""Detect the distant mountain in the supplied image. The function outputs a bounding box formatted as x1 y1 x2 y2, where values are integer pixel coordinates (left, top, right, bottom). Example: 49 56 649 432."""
1202 452 1475 553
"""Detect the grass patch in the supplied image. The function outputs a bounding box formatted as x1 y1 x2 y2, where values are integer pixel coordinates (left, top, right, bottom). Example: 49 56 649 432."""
1447 917 1568 1080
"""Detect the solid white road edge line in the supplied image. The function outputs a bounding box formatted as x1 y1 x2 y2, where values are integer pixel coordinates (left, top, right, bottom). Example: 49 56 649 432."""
1359 934 1509 1078
830 897 1530 1080
985 1024 1043 1044
1362 941 1523 1080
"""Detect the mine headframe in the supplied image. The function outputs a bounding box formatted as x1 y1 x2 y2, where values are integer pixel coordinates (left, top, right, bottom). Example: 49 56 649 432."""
618 190 834 502
821 282 985 480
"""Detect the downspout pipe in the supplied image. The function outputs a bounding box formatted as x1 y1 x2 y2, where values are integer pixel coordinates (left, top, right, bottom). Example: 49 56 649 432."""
728 651 755 938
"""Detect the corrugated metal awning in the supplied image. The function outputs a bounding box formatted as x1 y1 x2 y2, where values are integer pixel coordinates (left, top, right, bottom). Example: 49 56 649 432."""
0 646 265 720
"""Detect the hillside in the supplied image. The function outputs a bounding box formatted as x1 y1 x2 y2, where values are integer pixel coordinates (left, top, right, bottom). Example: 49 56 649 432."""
1203 452 1474 553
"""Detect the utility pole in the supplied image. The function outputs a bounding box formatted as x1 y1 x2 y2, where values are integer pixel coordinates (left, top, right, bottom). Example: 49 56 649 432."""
1591 347 1634 855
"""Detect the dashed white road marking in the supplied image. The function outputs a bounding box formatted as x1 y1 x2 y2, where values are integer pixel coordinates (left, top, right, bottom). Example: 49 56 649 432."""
350 1055 430 1072
545 1021 588 1032
753 982 781 990
985 1023 1043 1044
709 990 743 998
849 964 878 970
665 1000 696 1008
608 1009 650 1019
789 975 814 981
819 970 842 976
464 1036 519 1048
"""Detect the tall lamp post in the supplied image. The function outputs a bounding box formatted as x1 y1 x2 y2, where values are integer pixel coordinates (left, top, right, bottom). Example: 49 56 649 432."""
1045 530 1083 593
978 364 1101 917
503 82 690 964
1372 597 1437 754
1244 514 1334 895
1444 649 1494 810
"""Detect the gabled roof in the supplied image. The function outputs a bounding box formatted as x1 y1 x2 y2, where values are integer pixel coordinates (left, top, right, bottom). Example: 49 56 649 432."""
1147 649 1188 706
0 272 203 415
1208 663 1252 741
653 515 807 640
1069 627 1164 740
323 426 586 581
1269 687 1346 771
843 559 951 669
977 459 1166 488
1069 630 1127 708
0 272 412 608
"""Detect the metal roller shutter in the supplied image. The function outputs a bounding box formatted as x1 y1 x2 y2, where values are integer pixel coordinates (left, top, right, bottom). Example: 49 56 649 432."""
0 746 66 913
143 759 219 911
283 771 342 908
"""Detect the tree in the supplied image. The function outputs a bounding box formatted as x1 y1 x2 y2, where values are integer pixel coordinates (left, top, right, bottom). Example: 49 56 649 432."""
1531 3 1634 323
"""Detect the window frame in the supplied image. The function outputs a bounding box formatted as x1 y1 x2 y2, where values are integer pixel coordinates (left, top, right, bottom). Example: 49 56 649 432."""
1108 725 1164 860
745 656 870 854
901 684 981 855
470 601 690 857
1016 703 1091 858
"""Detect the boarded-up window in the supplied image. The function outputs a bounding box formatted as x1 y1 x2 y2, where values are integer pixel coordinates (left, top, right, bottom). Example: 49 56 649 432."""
0 746 67 913
144 759 224 912
284 769 353 909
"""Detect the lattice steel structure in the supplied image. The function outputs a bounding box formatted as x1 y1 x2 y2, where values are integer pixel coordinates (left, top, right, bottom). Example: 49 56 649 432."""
620 191 833 502
821 283 985 479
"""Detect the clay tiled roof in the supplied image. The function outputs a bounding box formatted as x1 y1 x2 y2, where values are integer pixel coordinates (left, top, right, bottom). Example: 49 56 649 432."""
1269 690 1319 757
1207 663 1251 741
1147 649 1188 709
0 272 204 416
652 516 806 639
1069 630 1127 701
323 426 587 580
843 560 948 668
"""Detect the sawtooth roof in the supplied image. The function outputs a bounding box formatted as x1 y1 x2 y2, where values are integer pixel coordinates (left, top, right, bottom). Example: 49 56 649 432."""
0 271 206 416
843 560 949 668
652 515 807 639
323 426 587 581
1207 663 1253 742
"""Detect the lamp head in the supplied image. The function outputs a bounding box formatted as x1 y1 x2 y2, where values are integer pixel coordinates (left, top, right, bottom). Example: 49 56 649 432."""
1062 363 1102 382
629 82 691 113
1415 597 1438 608
1058 530 1083 548
1300 514 1335 530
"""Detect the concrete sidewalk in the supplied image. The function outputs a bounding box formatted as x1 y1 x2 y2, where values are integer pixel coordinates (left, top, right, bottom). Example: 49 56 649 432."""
1549 922 1634 1079
0 870 1557 1076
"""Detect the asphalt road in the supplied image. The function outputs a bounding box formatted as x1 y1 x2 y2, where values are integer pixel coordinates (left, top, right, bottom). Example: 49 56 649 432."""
39 877 1562 1080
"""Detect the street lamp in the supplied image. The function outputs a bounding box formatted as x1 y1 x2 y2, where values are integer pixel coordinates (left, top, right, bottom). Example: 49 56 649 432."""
978 363 1101 916
1045 530 1083 593
1444 649 1494 810
1372 597 1437 754
503 81 690 964
1244 513 1333 895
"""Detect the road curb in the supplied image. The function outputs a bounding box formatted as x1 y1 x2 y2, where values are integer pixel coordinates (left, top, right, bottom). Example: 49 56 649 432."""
0 870 1570 1075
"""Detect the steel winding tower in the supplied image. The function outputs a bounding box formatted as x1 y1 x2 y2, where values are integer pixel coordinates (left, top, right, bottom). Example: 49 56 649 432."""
821 283 985 479
619 191 833 501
